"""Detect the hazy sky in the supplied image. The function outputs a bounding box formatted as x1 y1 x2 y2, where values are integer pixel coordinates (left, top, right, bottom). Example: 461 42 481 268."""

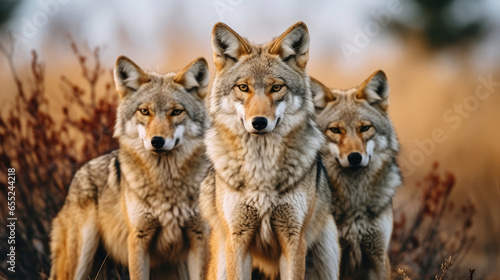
2 0 500 70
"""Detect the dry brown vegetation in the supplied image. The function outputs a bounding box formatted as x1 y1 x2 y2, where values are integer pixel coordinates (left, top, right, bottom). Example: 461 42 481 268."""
0 41 117 279
0 42 482 279
391 163 477 279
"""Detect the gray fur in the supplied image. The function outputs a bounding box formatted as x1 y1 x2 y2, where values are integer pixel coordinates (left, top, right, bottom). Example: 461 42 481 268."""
200 22 340 280
50 57 211 280
312 73 402 280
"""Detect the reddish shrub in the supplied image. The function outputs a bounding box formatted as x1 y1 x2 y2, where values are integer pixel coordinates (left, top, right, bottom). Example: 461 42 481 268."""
0 41 117 279
390 162 476 279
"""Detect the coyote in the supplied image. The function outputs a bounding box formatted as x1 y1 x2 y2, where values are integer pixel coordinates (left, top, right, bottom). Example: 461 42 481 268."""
311 70 402 280
199 22 340 280
50 56 211 280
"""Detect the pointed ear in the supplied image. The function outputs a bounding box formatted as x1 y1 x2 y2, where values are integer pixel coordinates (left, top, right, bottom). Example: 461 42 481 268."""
269 22 310 70
174 57 210 99
356 70 389 111
113 56 149 99
310 77 336 110
211 22 251 71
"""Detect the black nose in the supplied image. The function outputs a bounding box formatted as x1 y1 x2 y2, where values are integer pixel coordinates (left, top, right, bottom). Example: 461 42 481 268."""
347 152 362 166
252 117 268 131
151 136 165 149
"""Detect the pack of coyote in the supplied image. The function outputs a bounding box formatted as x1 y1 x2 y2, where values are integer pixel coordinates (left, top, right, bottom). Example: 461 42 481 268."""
49 21 401 280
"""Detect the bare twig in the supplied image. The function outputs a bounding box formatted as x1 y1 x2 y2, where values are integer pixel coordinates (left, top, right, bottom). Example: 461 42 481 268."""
0 33 25 99
435 256 453 280
469 269 475 280
94 252 109 280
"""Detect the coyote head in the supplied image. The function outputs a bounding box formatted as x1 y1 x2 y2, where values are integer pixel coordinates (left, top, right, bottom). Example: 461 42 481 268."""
208 21 315 136
312 70 399 169
113 56 209 155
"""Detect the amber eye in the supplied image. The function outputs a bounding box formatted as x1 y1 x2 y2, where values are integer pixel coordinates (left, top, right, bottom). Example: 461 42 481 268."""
139 108 150 115
237 84 249 92
171 109 184 116
360 125 372 132
271 85 283 92
329 127 341 134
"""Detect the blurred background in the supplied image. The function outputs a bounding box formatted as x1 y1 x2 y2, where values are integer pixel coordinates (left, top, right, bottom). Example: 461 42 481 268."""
0 0 499 279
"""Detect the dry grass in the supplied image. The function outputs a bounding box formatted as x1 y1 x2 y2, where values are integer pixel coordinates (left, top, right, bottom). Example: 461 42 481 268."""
398 256 479 280
398 256 456 280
